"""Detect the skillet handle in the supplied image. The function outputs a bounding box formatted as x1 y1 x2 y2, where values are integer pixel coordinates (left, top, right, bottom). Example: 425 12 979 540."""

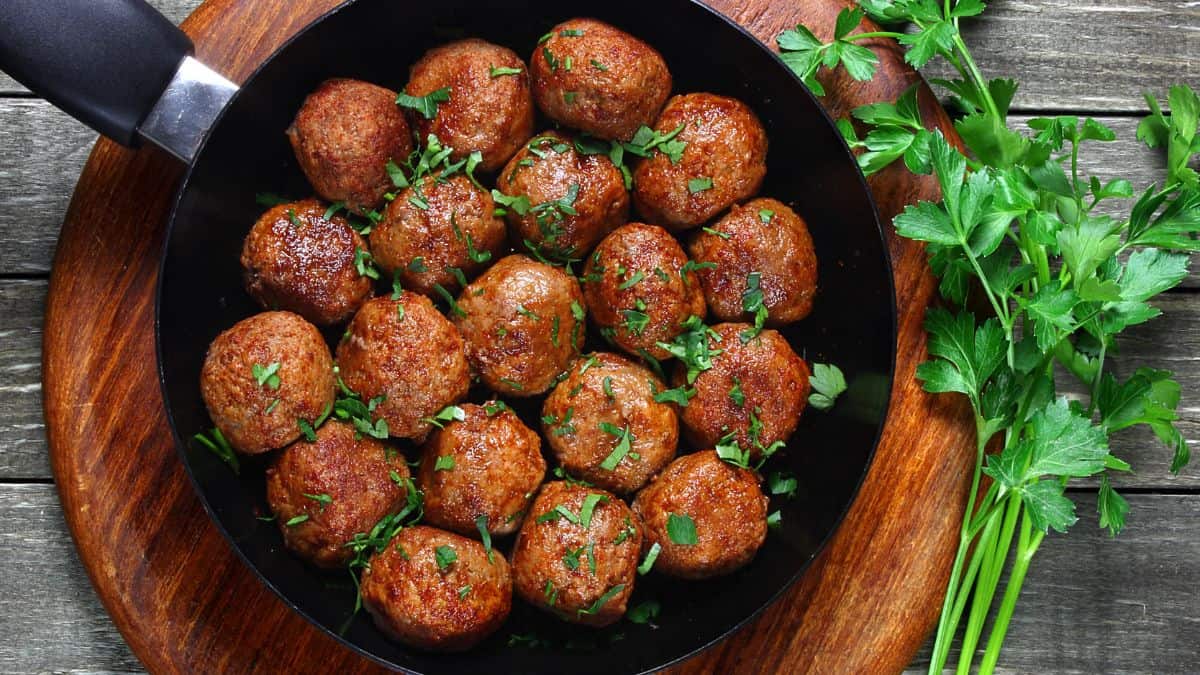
0 0 236 161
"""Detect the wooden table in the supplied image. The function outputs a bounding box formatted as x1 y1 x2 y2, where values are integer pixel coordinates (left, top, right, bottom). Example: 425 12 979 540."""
1 1 1198 672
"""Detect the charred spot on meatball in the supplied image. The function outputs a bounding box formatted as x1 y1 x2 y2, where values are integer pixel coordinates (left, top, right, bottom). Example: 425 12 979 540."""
582 222 707 360
531 18 672 142
266 421 410 568
200 311 335 454
370 174 506 297
674 323 810 459
403 39 534 172
418 402 546 537
632 450 768 579
360 525 512 652
689 198 817 325
336 294 470 442
495 130 629 261
541 353 677 494
453 255 587 397
287 79 413 214
633 93 768 230
240 199 373 326
511 481 642 626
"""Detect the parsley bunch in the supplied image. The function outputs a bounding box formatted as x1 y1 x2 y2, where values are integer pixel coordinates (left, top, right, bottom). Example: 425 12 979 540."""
779 2 1199 672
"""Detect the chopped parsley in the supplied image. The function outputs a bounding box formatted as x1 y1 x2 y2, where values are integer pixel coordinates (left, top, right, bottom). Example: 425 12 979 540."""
559 28 585 37
354 247 380 280
491 189 532 216
602 376 615 400
458 584 472 599
657 315 722 384
667 513 698 545
590 59 608 71
740 272 769 342
252 362 281 390
499 377 524 391
303 493 332 510
434 455 455 471
767 510 782 530
408 256 429 273
768 470 799 498
563 91 577 104
396 87 450 120
286 208 302 227
688 177 714 194
285 514 309 527
434 545 457 571
579 493 609 528
619 271 645 290
808 363 848 411
623 308 650 336
627 600 661 625
598 423 634 471
191 428 239 474
422 405 466 429
759 208 775 223
489 65 523 78
653 386 695 406
433 283 467 318
637 542 661 574
729 376 746 407
578 584 625 618
625 123 688 164
701 226 730 240
476 514 495 564
516 304 541 321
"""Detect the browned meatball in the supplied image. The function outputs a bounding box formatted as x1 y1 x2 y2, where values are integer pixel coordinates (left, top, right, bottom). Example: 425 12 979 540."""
404 39 534 172
541 353 677 494
495 131 629 259
530 18 672 141
265 421 410 568
369 175 506 296
200 311 334 454
336 294 470 442
418 402 546 537
360 525 511 652
674 323 810 458
689 198 817 325
632 450 768 579
633 93 768 230
511 482 642 626
240 199 373 326
582 223 707 360
453 255 586 396
287 79 413 214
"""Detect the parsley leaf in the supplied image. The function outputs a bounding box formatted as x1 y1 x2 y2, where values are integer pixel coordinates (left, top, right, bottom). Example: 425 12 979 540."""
396 87 451 120
808 363 847 410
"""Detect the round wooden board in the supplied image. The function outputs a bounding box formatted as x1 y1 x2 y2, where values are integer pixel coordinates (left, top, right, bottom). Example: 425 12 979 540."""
42 0 974 672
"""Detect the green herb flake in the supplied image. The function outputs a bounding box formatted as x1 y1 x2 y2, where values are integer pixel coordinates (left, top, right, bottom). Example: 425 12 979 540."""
285 514 309 527
396 87 451 120
687 177 714 194
578 584 625 617
666 513 697 545
457 584 472 599
627 599 661 624
191 428 239 474
434 545 457 571
759 209 775 223
252 361 281 390
476 514 495 564
808 363 847 410
637 542 661 575
434 455 456 471
598 423 634 471
701 226 730 240
590 59 608 71
489 65 523 78
729 376 746 407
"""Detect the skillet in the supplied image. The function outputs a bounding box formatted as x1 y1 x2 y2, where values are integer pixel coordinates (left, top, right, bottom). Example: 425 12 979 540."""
0 0 896 672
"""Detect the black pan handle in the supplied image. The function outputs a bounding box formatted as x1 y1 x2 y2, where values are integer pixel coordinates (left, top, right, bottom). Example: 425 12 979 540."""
0 0 236 161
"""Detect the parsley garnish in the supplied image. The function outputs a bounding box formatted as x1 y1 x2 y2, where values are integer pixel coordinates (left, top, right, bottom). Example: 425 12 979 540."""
354 247 380 280
396 87 450 120
457 584 472 599
407 256 428 273
252 362 281 390
637 542 661 574
590 59 608 71
191 428 239 474
579 493 609 528
653 386 695 406
422 405 466 429
578 584 625 617
759 209 775 223
768 470 799 499
434 456 455 471
475 514 495 564
255 192 290 207
598 423 634 471
303 493 332 510
729 376 746 407
627 600 660 625
618 271 644 290
434 545 457 571
808 363 847 410
624 123 687 164
433 283 467 318
285 514 309 527
740 272 768 342
701 226 730 240
489 65 522 78
657 315 722 384
666 513 697 545
688 177 714 194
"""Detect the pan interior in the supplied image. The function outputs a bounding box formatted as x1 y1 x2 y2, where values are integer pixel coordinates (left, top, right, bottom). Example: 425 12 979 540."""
158 0 896 672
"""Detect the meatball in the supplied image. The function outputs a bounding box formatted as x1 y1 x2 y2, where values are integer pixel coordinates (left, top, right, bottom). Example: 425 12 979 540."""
404 39 534 172
265 421 410 568
200 311 334 454
240 199 373 326
453 255 586 396
582 223 707 360
689 198 817 325
360 525 511 652
674 323 810 458
633 93 768 230
287 79 413 214
530 18 672 141
495 130 629 259
336 294 470 442
418 402 546 537
511 482 642 626
632 450 768 579
541 353 677 494
369 174 506 296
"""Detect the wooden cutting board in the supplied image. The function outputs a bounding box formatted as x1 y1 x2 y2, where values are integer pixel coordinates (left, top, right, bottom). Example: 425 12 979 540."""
41 0 974 672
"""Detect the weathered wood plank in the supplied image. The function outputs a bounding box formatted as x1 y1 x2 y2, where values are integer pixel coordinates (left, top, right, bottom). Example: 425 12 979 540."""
908 492 1200 674
0 279 45 479
0 279 1197 485
926 0 1200 113
2 0 1199 113
0 484 1193 674
0 484 142 674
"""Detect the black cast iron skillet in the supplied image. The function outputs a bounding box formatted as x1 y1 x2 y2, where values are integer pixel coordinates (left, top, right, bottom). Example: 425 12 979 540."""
0 0 896 672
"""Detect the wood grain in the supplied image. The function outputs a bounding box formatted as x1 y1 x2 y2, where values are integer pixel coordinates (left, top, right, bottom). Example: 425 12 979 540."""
2 484 1195 674
4 0 1198 112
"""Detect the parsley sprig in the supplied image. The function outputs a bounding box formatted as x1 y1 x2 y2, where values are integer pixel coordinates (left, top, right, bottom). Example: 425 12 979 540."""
780 3 1198 673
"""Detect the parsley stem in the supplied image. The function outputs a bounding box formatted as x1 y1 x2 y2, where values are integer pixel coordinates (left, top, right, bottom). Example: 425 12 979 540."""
978 506 1043 674
843 30 907 42
952 33 1003 122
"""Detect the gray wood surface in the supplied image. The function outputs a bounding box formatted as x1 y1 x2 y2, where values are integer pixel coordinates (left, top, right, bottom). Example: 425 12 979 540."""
0 0 1197 672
